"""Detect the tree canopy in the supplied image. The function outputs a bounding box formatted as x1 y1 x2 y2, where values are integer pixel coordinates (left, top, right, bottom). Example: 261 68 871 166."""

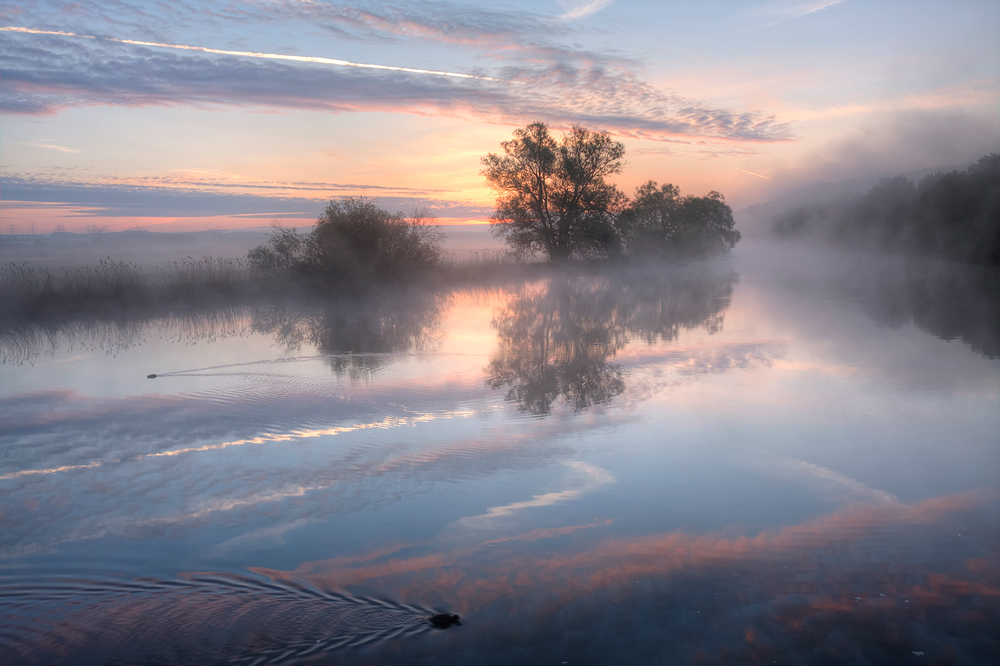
772 154 1000 265
481 121 627 262
247 197 441 282
482 122 741 263
620 181 741 257
312 197 440 279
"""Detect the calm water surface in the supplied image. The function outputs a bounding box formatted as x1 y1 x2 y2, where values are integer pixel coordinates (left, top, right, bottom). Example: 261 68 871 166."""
2 244 998 664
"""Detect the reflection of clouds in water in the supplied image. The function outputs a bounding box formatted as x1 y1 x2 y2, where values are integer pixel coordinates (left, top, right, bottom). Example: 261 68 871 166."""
0 371 483 478
0 381 622 556
0 433 533 557
457 461 615 527
0 372 777 559
256 489 999 665
2 264 996 662
621 340 785 375
0 286 775 557
1 412 441 480
279 487 998 593
746 449 900 506
615 340 786 408
207 518 309 556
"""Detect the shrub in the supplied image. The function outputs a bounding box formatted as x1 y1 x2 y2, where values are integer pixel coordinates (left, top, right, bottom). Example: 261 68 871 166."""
248 197 442 282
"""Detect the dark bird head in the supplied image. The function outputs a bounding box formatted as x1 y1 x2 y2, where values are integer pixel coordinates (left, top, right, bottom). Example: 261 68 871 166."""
429 613 461 628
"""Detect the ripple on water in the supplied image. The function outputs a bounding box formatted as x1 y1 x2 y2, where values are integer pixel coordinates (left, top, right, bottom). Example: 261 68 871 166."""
0 572 444 665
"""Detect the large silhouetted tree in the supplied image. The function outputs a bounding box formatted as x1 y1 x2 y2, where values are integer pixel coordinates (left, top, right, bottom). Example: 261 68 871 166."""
481 122 627 262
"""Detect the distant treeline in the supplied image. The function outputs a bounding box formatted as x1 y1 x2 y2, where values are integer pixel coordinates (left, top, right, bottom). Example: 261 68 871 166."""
773 154 1000 264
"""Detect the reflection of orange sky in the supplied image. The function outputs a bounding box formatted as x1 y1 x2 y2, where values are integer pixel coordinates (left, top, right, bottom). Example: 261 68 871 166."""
253 487 999 614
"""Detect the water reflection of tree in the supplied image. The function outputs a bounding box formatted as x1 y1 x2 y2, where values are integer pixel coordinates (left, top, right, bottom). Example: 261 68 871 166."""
1 291 444 377
841 260 1000 359
250 290 445 381
486 264 738 415
0 308 254 365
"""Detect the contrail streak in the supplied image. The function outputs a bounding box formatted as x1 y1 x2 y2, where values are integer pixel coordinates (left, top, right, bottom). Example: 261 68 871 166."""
737 168 772 180
1 26 517 83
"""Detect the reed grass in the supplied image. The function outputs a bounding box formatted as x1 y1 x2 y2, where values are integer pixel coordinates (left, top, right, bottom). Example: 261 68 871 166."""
0 256 261 317
436 247 544 284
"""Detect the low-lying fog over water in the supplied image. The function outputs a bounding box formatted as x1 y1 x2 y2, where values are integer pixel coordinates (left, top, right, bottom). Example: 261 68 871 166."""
2 243 998 665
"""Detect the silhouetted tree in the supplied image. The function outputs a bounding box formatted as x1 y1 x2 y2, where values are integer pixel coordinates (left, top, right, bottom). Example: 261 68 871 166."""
481 122 627 262
248 197 442 282
247 225 311 275
836 175 916 248
621 181 741 257
312 198 441 279
773 154 999 265
908 154 1000 264
770 204 834 238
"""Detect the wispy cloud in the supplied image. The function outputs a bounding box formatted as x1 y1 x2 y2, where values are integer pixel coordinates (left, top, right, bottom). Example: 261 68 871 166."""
746 0 847 32
0 26 514 83
18 141 81 153
0 6 792 142
0 173 492 219
737 168 771 180
557 0 614 21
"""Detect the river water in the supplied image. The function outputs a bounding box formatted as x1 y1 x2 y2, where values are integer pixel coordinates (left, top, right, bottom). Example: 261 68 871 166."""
1 244 997 665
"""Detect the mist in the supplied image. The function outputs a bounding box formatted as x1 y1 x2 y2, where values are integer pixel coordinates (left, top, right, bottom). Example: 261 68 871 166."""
0 224 504 270
738 110 1000 240
3 234 997 663
3 3 999 659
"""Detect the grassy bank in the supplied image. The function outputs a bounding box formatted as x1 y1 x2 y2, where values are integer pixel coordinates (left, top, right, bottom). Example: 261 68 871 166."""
1 257 259 318
0 250 552 323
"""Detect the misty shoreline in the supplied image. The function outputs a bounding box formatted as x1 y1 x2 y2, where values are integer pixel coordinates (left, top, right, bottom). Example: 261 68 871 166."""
3 242 997 369
764 154 999 266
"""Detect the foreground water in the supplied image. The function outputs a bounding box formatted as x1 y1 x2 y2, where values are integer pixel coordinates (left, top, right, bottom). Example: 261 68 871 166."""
2 244 998 665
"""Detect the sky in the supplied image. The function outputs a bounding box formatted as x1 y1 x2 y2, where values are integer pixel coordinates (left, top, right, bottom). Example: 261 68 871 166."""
1 0 997 232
